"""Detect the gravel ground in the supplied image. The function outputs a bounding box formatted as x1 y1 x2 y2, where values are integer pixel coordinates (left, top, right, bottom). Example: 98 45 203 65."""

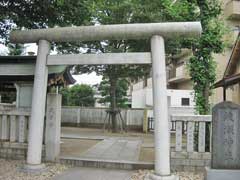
0 159 69 180
131 170 204 180
0 159 204 180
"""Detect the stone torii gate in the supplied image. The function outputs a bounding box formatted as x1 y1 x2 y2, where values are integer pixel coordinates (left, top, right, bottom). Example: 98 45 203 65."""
10 22 201 180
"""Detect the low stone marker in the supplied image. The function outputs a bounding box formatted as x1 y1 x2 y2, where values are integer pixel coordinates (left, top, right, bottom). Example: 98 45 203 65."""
45 93 62 162
205 101 240 180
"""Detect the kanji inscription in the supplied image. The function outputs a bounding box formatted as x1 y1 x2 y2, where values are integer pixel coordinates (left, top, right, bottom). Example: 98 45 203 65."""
212 101 240 169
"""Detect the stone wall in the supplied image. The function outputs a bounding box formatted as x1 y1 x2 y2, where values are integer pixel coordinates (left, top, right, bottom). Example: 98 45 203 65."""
0 141 211 172
171 152 211 172
0 142 45 160
61 107 145 130
59 152 211 172
61 106 195 130
0 142 27 160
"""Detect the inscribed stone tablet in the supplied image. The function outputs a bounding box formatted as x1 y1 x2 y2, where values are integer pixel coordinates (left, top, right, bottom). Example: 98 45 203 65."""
212 101 240 169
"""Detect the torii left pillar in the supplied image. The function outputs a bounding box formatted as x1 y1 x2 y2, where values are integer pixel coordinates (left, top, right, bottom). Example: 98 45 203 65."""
23 40 50 172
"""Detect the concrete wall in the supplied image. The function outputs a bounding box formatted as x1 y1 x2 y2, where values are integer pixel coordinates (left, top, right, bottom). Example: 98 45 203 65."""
0 142 45 161
15 83 33 108
175 81 193 90
168 89 194 107
61 106 195 128
132 87 146 108
145 89 195 108
61 151 211 172
61 107 144 129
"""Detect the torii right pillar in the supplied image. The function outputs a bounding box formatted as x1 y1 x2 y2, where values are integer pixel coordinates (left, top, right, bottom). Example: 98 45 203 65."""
146 35 178 180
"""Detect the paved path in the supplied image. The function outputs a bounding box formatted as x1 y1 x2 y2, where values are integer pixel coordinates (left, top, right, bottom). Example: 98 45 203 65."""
53 167 134 180
80 138 142 161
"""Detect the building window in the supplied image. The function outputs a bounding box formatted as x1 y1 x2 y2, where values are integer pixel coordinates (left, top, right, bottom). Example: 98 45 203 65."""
181 98 190 106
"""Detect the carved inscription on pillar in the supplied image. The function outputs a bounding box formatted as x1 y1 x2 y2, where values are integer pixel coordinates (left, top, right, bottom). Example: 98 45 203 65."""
48 107 55 127
212 101 240 169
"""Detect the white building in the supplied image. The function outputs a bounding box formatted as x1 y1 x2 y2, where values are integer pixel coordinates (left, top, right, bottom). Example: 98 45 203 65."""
131 77 195 108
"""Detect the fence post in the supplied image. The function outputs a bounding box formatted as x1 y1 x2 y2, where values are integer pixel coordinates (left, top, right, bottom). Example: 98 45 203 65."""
45 93 62 162
18 115 26 143
125 109 129 127
198 122 206 152
175 121 182 152
77 108 81 126
143 109 148 133
10 115 17 142
1 115 9 140
187 121 195 152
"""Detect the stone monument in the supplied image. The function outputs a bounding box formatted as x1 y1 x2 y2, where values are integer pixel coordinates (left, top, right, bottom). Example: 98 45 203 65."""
205 101 240 180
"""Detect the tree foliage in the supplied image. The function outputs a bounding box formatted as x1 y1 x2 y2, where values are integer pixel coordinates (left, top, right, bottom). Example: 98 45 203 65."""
98 78 129 108
0 0 224 119
130 0 224 115
188 0 224 114
60 84 95 107
7 43 24 55
0 0 90 43
74 0 204 131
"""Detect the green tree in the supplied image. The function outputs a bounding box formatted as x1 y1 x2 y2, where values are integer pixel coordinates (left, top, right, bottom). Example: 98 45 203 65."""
60 87 70 106
130 0 224 115
188 0 224 115
0 0 90 43
75 0 199 132
7 43 24 55
186 0 224 151
60 84 95 107
98 78 129 108
1 0 224 125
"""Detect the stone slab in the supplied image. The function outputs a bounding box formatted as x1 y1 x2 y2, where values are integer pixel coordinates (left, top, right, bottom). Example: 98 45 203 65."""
19 163 47 174
45 93 62 162
81 139 115 158
59 156 154 170
10 22 202 43
53 167 134 180
48 53 151 65
212 101 240 169
119 140 141 161
61 133 106 140
80 138 142 161
205 167 240 180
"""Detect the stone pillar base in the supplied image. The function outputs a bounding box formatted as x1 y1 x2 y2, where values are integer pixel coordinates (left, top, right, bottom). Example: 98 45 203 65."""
205 167 240 180
145 173 179 180
19 163 47 174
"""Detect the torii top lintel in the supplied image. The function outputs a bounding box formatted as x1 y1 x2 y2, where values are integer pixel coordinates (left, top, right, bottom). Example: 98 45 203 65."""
10 22 202 44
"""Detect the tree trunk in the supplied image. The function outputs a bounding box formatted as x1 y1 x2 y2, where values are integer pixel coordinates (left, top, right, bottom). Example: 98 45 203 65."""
109 77 118 132
203 84 210 152
203 84 210 115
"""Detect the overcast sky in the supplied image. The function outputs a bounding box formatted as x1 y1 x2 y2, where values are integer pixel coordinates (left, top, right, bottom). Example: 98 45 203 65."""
1 43 102 86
